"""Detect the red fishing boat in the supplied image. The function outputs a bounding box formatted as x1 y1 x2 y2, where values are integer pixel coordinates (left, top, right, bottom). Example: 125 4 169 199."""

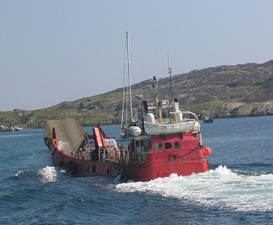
44 96 211 181
44 33 211 181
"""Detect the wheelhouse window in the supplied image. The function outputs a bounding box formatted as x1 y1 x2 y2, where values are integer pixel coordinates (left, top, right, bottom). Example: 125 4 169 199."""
154 143 163 151
165 142 172 150
174 141 181 149
136 138 152 153
142 139 151 153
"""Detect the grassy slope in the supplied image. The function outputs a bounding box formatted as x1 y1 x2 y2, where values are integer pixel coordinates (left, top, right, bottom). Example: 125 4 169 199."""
2 60 273 128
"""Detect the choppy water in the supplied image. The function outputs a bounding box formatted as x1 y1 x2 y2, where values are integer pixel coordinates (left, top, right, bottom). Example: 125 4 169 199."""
1 116 273 224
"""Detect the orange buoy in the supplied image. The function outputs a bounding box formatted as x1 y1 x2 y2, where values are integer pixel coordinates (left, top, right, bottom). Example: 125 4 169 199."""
203 146 212 156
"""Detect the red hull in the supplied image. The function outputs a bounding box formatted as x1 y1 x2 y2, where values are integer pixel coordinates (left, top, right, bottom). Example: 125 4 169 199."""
122 133 210 181
44 118 211 182
123 155 209 182
47 133 210 181
49 140 122 177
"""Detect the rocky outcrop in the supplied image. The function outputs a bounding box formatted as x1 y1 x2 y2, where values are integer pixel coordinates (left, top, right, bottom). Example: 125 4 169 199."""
197 101 273 118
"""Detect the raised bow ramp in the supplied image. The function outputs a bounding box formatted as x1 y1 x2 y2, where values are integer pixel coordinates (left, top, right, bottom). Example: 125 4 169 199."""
44 119 85 155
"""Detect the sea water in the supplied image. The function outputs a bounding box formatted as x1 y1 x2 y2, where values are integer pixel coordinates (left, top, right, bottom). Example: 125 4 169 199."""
1 116 273 224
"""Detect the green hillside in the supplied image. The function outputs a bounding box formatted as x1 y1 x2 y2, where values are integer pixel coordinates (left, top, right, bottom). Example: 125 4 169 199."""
2 60 273 128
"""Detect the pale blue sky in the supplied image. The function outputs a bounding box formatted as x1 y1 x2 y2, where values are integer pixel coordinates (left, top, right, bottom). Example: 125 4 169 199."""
1 0 273 111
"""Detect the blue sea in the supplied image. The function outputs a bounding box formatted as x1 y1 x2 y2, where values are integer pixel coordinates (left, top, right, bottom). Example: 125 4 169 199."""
1 116 273 224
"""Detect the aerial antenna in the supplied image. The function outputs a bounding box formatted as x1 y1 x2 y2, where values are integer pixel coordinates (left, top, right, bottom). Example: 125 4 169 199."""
168 53 173 99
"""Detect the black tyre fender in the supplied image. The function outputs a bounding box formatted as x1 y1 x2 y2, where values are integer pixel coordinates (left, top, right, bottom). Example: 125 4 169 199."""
67 161 77 175
59 161 65 168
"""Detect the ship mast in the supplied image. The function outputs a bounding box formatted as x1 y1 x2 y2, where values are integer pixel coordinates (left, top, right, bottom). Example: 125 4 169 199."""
121 32 134 136
126 32 133 121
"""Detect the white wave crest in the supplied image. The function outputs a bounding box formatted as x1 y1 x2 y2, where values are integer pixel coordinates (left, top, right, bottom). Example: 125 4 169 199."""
116 165 273 212
38 166 57 183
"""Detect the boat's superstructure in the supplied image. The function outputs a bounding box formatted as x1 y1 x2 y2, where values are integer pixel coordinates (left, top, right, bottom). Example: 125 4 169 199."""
119 97 211 181
143 99 200 135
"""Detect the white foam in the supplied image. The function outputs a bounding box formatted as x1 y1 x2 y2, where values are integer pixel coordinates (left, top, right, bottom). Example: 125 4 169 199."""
116 166 273 212
38 166 57 183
